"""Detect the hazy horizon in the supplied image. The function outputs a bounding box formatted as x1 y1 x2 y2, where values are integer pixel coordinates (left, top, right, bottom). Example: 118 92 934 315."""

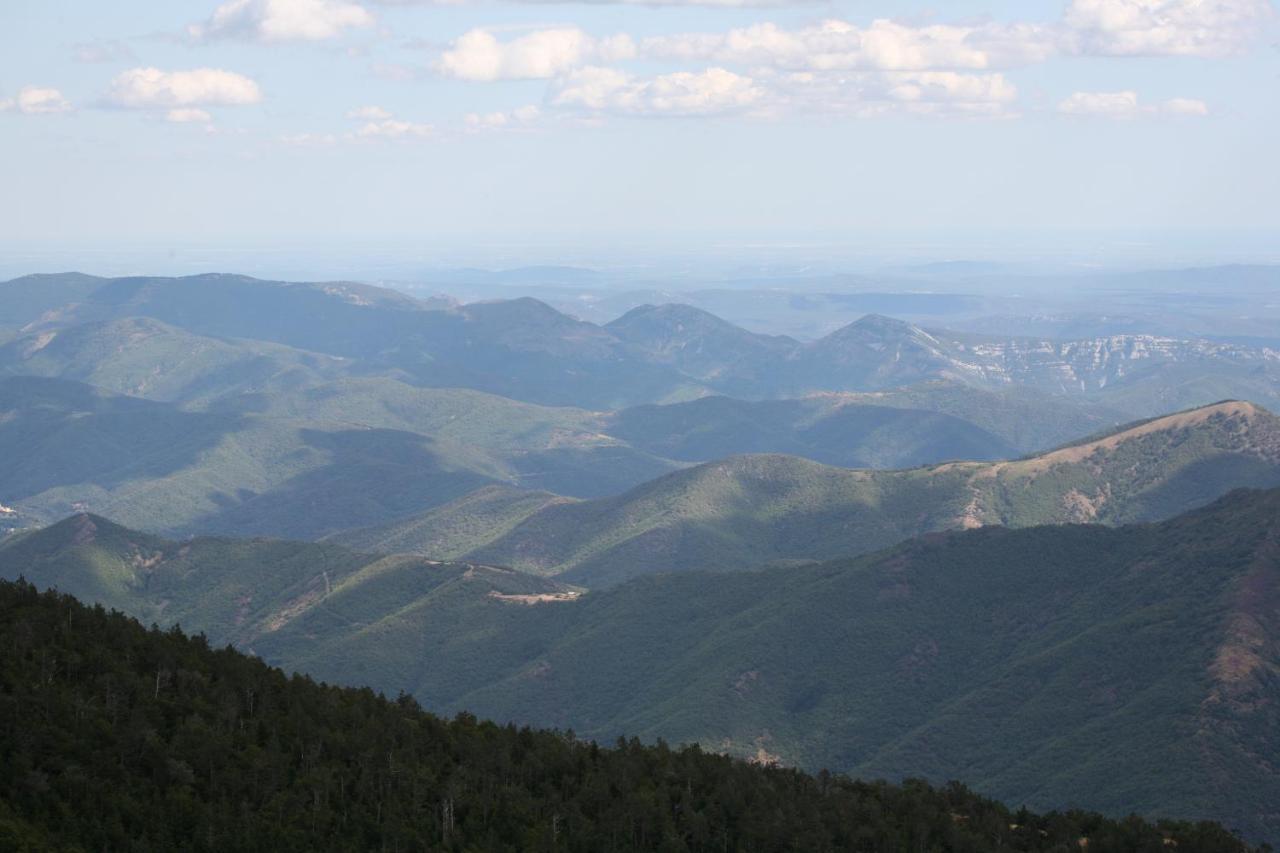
5 0 1279 254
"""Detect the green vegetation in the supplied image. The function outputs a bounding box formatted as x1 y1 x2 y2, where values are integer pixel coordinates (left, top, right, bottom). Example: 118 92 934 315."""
0 317 347 405
1 370 1136 543
605 395 1020 467
0 376 508 538
327 485 575 558
250 488 1280 846
0 578 1262 852
5 491 1279 843
6 272 1277 550
339 401 1280 586
0 512 571 648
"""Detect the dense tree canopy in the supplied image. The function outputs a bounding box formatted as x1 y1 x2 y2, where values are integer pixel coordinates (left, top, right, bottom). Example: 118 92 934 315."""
0 579 1261 852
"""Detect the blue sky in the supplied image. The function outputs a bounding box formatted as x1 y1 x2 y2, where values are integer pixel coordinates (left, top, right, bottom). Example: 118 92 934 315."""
2 0 1278 266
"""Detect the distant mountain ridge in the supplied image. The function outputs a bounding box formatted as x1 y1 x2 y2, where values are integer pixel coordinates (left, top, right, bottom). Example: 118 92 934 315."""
5 272 1278 415
0 372 1116 541
335 400 1280 586
0 375 681 538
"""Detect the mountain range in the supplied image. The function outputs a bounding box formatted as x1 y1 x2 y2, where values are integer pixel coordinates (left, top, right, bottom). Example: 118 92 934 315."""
3 270 1278 548
332 400 1280 587
5 267 1280 843
0 372 1104 539
5 272 1278 417
4 488 1277 842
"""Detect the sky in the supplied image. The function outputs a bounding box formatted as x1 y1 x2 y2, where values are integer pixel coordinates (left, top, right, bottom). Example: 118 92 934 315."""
2 0 1279 271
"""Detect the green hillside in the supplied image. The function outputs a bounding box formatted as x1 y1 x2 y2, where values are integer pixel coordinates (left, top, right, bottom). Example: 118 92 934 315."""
4 491 1277 843
2 372 1136 543
0 376 506 537
0 582 1254 853
327 484 576 557
353 400 1280 586
0 512 574 650
605 396 1019 467
268 488 1280 844
828 381 1124 454
0 317 348 405
0 375 683 537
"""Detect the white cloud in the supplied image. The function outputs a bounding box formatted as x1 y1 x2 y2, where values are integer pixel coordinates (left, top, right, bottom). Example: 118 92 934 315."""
1057 89 1141 116
107 68 262 109
636 3 1271 79
436 28 636 81
191 0 374 42
1057 90 1210 117
643 19 1057 72
541 53 1017 120
761 69 1020 118
1064 0 1274 57
166 107 214 123
354 118 434 138
882 71 1018 106
464 104 541 130
0 86 72 115
342 106 433 139
1162 96 1209 115
553 66 763 116
347 105 392 119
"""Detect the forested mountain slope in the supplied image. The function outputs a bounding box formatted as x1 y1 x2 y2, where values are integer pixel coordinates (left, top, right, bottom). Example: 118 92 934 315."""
0 579 1257 851
4 491 1278 843
339 400 1280 586
0 373 1119 542
276 488 1280 844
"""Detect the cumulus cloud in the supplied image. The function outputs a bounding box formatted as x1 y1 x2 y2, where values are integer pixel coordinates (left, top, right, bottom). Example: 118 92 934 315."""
0 86 72 115
191 0 374 42
1057 89 1141 116
340 106 433 139
645 19 1056 72
881 71 1018 107
436 28 636 81
759 69 1021 118
464 104 540 130
636 4 1271 78
1057 90 1210 117
354 117 434 138
546 66 1019 120
107 68 263 109
552 66 763 116
1064 0 1274 57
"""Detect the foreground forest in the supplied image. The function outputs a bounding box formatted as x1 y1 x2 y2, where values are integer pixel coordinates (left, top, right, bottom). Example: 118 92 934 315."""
3 488 1280 845
0 580 1261 852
